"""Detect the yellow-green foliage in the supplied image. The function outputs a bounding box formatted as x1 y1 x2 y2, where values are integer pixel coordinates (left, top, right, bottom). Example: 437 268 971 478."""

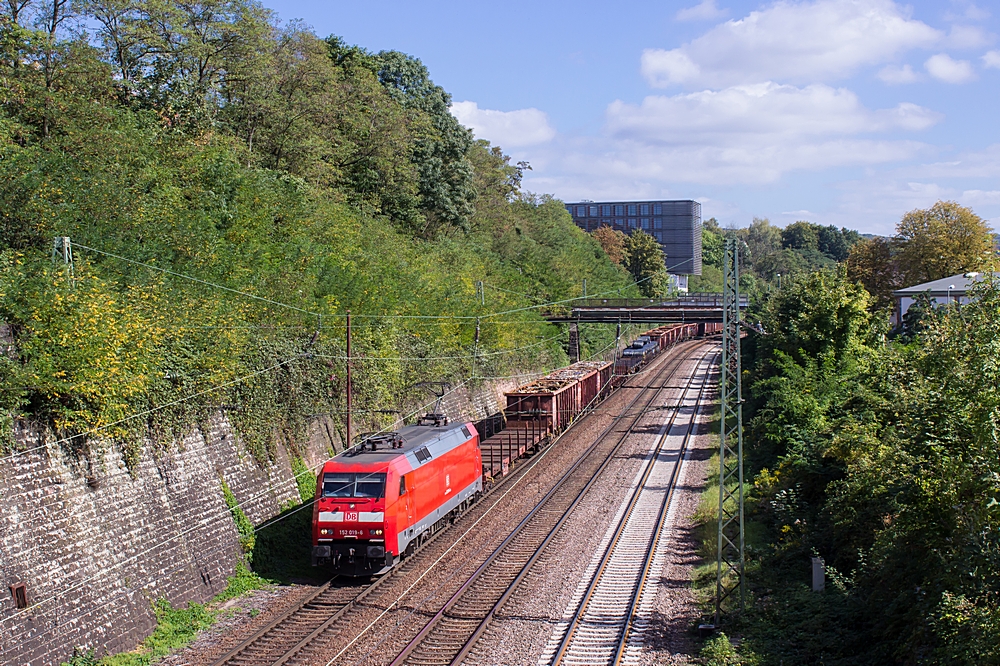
0 11 639 467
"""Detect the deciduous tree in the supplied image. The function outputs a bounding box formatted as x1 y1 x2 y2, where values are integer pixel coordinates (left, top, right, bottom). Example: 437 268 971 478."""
895 200 993 284
625 229 667 297
591 224 626 265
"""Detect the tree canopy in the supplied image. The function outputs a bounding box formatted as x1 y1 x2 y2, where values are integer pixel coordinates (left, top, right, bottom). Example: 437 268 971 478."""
845 201 995 311
0 3 639 464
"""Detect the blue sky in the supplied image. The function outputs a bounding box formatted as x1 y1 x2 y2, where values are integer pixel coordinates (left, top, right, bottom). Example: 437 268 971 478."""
261 0 1000 235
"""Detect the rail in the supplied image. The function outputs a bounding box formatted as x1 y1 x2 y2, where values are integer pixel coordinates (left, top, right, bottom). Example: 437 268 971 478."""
385 341 711 665
547 350 717 665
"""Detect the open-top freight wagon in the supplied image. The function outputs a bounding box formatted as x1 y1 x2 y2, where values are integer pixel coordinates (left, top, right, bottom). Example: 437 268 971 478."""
480 359 612 481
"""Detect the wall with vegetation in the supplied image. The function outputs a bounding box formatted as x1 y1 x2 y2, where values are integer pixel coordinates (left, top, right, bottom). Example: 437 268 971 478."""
0 372 523 665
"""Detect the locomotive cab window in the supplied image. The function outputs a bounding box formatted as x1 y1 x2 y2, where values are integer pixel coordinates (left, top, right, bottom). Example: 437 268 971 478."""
399 475 406 496
322 472 387 498
355 473 386 498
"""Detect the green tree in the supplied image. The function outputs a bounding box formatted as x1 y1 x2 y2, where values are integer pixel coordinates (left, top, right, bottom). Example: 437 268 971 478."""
895 200 994 284
817 224 857 261
702 227 723 268
781 221 819 251
624 229 667 297
369 49 476 237
845 236 900 309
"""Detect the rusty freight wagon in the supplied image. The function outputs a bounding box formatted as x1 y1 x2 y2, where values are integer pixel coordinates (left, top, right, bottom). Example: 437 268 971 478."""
698 322 723 335
504 375 582 434
479 417 545 482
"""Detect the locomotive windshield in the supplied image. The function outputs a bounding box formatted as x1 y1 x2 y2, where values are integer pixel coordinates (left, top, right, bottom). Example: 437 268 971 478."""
322 472 386 498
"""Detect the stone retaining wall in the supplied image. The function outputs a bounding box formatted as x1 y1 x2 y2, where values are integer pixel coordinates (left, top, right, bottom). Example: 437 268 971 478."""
0 375 530 665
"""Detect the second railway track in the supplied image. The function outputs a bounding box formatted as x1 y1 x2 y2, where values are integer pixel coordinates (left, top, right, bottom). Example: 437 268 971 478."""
542 350 717 666
209 340 713 666
383 342 717 666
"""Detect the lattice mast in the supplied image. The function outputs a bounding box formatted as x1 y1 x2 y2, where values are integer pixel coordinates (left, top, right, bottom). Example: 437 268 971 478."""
715 237 745 624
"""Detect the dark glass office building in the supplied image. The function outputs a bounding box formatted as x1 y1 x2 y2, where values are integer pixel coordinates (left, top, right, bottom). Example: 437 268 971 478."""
564 200 702 276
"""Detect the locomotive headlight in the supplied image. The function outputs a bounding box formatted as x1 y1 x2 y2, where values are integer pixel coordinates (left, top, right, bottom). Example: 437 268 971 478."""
320 528 331 535
370 528 383 535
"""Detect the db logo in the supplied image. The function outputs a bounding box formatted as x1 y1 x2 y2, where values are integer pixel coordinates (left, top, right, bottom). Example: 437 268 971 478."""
346 512 359 521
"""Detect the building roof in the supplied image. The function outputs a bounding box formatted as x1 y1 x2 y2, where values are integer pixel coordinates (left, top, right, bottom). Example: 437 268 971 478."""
892 272 999 297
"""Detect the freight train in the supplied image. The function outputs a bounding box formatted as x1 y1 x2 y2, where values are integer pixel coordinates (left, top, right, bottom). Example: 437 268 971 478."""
311 322 712 576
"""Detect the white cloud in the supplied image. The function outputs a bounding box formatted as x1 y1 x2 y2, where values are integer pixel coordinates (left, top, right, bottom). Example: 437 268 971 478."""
676 0 728 22
911 144 1000 179
962 190 1000 206
877 63 920 84
925 53 976 83
605 83 941 143
945 24 992 50
450 101 556 148
641 0 941 88
984 50 1000 68
527 137 928 192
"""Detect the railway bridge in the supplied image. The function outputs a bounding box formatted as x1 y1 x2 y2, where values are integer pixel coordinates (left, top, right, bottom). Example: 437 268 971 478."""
545 292 748 324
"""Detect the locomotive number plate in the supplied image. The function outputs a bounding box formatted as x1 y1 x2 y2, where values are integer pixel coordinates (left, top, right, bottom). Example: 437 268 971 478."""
345 512 359 522
339 529 363 536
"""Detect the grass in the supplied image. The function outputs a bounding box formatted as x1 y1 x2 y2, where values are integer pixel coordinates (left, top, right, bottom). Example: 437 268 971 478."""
60 561 273 666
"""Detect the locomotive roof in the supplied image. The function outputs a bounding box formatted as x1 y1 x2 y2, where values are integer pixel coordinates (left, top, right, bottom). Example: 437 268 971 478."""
329 420 473 466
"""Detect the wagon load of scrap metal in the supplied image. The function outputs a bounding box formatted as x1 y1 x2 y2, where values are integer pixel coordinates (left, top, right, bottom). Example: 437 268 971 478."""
479 359 612 480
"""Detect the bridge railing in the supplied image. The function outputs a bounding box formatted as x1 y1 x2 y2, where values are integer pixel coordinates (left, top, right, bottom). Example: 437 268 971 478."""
573 293 748 309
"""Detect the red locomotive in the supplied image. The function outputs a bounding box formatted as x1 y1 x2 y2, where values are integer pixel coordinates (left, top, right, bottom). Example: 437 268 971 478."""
311 415 482 576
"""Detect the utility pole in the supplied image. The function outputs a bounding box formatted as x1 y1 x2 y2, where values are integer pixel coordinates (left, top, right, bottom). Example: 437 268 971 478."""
476 281 485 306
715 237 746 625
52 236 74 286
473 317 481 379
346 311 352 450
582 278 587 299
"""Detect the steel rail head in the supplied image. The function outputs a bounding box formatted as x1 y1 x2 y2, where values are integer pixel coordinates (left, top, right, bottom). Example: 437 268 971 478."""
552 348 717 666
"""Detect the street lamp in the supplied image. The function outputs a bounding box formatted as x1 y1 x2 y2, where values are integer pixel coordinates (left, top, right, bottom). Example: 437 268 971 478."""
777 273 781 289
947 284 955 306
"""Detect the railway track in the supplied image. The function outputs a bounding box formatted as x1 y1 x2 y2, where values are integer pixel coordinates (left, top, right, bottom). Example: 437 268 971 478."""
542 350 716 666
209 341 708 666
383 343 715 666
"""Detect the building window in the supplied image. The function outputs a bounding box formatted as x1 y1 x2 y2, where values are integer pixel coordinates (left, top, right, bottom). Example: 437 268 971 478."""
602 205 611 216
628 204 637 215
576 205 586 217
653 203 662 215
615 205 624 216
628 218 637 228
615 218 624 228
641 218 650 229
589 205 598 216
654 217 662 229
640 204 649 215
